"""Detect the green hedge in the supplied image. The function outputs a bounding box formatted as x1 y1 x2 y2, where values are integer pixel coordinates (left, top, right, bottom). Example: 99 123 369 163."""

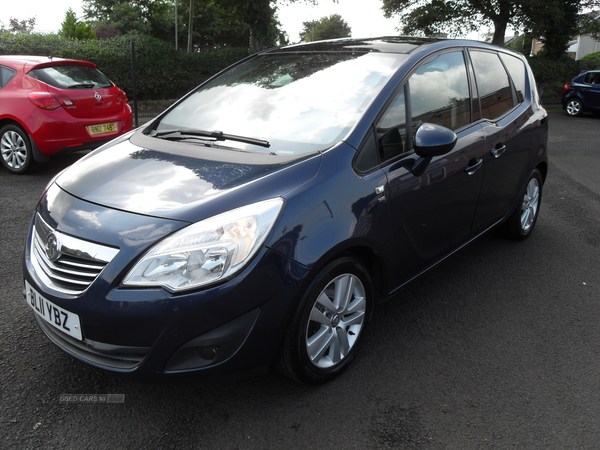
526 55 600 105
3 33 600 105
0 33 248 100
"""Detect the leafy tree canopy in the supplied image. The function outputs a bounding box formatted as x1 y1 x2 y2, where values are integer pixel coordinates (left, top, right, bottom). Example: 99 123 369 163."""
0 17 37 34
82 0 288 51
581 50 600 59
382 0 600 58
60 8 96 40
299 14 352 42
83 0 173 41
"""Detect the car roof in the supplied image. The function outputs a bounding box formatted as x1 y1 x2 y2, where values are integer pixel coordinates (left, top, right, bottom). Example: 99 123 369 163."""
266 36 497 55
0 55 96 73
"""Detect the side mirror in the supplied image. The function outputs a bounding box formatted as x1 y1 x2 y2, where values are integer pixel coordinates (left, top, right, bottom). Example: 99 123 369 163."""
411 123 457 176
413 123 457 158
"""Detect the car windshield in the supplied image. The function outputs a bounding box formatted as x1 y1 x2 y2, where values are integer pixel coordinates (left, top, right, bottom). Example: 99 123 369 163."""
29 65 113 89
156 52 404 155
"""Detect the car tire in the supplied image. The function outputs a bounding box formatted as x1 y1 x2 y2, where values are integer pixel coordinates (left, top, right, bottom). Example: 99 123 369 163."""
565 98 583 117
499 169 543 240
0 124 36 174
275 256 373 384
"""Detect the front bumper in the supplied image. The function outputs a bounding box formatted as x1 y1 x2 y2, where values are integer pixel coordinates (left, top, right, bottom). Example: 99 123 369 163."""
23 185 310 378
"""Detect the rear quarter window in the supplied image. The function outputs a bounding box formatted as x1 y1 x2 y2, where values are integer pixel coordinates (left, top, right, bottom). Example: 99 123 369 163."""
499 53 527 103
0 66 17 88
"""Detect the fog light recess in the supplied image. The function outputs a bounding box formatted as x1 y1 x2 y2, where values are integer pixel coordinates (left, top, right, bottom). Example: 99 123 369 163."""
165 309 259 372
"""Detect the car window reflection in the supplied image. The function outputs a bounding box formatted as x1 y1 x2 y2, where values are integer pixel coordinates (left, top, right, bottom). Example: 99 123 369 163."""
159 53 403 154
470 51 514 120
410 51 471 131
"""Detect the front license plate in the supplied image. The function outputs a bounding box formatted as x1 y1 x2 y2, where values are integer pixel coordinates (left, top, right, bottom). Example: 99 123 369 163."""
25 281 83 341
87 122 118 136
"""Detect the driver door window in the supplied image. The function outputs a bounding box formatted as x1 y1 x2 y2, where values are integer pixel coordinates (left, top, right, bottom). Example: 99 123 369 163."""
409 51 471 131
375 51 471 165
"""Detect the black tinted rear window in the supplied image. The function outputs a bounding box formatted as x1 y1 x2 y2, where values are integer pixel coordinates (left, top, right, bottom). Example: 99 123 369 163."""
584 72 600 84
29 65 113 89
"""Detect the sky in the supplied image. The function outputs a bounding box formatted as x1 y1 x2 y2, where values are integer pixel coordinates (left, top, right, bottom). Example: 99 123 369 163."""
3 0 400 42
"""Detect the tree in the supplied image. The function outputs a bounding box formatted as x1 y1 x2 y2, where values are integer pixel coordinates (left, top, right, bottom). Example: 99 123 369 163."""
299 14 351 42
175 0 288 52
523 0 580 59
1 17 37 34
94 24 121 39
82 0 287 51
216 0 287 51
382 0 600 49
579 9 600 40
60 8 96 40
83 0 173 41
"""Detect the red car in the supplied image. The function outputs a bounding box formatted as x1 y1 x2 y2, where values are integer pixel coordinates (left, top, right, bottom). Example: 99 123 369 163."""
0 55 133 174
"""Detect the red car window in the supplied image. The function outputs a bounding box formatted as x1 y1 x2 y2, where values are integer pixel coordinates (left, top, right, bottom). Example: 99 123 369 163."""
28 65 113 90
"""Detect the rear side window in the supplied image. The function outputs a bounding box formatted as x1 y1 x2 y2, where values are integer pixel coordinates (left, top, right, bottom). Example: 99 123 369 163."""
0 66 17 88
584 72 600 84
470 51 513 120
28 65 113 89
500 53 526 103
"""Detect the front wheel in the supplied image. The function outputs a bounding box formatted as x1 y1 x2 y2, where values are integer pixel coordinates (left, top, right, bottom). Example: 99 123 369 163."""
275 257 373 384
0 125 35 174
499 169 543 240
565 98 583 117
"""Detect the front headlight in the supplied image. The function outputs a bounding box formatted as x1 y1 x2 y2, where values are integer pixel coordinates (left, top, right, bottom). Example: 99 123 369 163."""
122 198 284 293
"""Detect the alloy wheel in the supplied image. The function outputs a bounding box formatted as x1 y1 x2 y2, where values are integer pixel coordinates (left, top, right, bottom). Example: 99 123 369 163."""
566 99 582 116
305 273 367 368
521 177 540 232
1 130 28 170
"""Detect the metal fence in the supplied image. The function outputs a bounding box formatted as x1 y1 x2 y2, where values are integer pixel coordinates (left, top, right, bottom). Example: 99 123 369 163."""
132 99 177 126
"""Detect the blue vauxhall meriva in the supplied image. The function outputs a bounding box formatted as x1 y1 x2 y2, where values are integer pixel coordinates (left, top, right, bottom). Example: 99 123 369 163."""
24 37 548 384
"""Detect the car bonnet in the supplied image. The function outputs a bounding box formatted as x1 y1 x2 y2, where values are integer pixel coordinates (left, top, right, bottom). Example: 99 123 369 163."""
54 132 321 223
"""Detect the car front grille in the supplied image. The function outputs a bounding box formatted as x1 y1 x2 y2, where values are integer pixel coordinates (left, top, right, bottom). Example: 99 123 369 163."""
31 214 119 295
34 315 149 370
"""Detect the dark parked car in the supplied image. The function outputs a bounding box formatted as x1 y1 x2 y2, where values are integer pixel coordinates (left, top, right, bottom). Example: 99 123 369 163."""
0 55 132 174
561 70 600 117
23 37 548 384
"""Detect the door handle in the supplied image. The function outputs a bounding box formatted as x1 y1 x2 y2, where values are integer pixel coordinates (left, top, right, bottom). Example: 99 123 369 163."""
464 159 483 175
491 145 507 158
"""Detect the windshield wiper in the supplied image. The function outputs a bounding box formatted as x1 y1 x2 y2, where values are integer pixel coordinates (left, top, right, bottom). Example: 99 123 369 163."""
68 83 96 89
151 129 270 148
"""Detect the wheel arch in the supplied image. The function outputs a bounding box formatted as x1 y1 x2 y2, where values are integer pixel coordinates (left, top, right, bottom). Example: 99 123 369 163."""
0 119 48 163
0 116 30 134
564 96 585 113
536 160 548 184
309 244 387 305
